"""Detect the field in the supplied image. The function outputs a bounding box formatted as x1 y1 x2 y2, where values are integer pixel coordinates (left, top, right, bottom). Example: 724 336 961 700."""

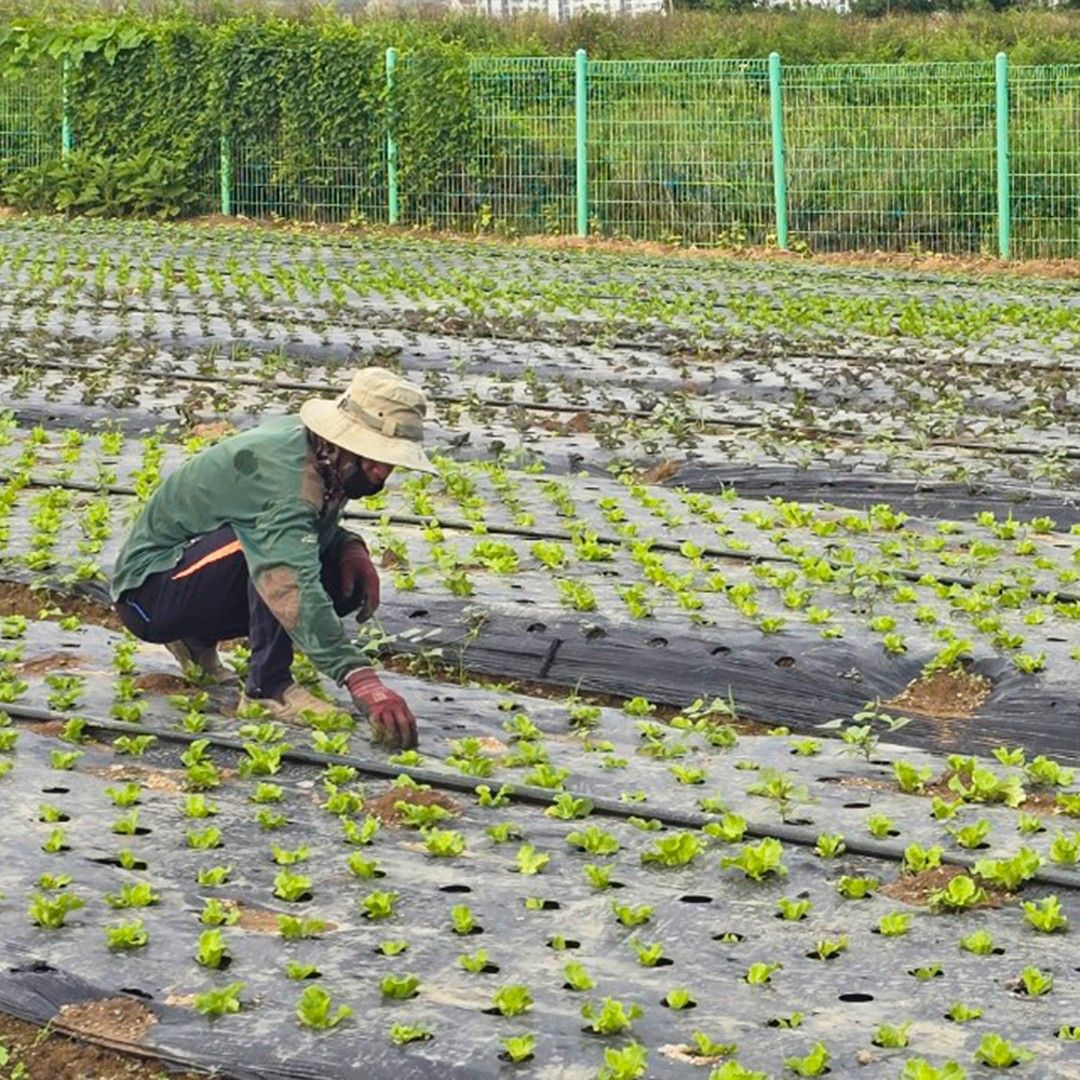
0 218 1078 1079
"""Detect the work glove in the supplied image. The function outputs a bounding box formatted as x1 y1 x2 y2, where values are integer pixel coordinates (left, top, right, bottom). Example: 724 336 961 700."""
339 536 380 621
344 667 418 750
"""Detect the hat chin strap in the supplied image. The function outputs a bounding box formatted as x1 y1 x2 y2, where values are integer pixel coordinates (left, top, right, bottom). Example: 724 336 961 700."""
337 395 423 441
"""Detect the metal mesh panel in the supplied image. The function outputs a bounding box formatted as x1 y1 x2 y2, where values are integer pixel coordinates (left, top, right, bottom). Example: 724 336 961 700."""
588 60 774 246
229 139 386 225
784 63 997 255
394 55 575 235
1010 65 1080 260
0 68 62 176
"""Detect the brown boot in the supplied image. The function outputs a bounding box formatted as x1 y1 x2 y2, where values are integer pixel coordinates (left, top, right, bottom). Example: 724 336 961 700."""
237 683 345 725
165 638 239 686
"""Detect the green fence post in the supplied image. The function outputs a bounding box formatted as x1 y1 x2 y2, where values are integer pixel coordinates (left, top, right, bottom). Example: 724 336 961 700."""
574 48 588 238
386 47 400 226
219 132 232 217
768 52 788 251
61 57 72 156
995 52 1011 259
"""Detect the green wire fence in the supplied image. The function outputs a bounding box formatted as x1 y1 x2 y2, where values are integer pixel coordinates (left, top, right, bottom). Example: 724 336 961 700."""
3 51 1080 258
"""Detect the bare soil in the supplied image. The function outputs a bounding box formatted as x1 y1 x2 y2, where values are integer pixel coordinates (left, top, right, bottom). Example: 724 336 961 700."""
133 673 192 694
886 667 992 720
0 581 125 633
879 864 1008 909
56 997 156 1045
366 785 463 826
0 1007 220 1080
84 763 187 793
178 212 1080 280
15 652 83 676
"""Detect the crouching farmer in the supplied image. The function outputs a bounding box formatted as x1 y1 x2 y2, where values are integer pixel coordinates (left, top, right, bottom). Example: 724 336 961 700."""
110 368 434 749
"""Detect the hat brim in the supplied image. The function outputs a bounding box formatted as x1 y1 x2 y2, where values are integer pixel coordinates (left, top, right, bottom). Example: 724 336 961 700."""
300 398 438 475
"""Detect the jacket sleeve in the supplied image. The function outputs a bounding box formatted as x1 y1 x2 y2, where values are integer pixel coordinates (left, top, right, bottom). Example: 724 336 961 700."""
233 497 367 684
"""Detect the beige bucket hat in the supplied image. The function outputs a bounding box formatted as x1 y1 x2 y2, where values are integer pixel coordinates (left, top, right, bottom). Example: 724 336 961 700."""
300 367 436 474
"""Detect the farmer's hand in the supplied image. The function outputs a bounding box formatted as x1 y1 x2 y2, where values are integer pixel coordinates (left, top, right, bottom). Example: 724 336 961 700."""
339 536 380 621
344 667 418 750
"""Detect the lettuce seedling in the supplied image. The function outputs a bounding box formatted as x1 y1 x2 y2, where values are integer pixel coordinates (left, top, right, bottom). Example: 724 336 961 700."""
359 891 397 920
1017 966 1053 996
28 891 84 929
877 912 912 937
903 843 943 874
486 822 522 844
273 870 313 902
866 813 897 838
814 833 845 859
196 865 231 886
929 875 987 912
545 793 592 820
584 864 617 890
49 749 82 770
744 962 781 986
663 988 695 1010
296 985 352 1028
41 828 68 853
111 810 140 835
640 831 704 868
721 837 786 881
776 898 811 922
501 1034 536 1063
958 929 998 956
909 965 943 981
476 783 513 808
945 1002 982 1023
196 928 229 969
893 761 933 793
37 873 72 891
278 915 327 940
340 815 379 845
271 843 310 866
451 904 478 935
566 825 619 855
949 819 992 850
183 794 218 818
380 973 420 1000
389 1023 432 1045
784 1042 830 1077
630 939 666 968
186 826 222 850
973 1034 1034 1068
898 1059 968 1080
105 919 148 950
256 809 287 831
597 1043 648 1080
1056 1025 1080 1040
491 985 533 1017
612 901 653 927
458 947 491 973
200 898 238 927
113 733 154 755
395 801 451 828
250 782 284 803
973 848 1042 890
286 962 321 981
809 936 847 960
873 1022 910 1048
836 875 879 899
688 1032 737 1059
514 843 549 875
104 882 158 909
562 961 595 992
423 828 466 857
581 997 641 1035
703 814 748 843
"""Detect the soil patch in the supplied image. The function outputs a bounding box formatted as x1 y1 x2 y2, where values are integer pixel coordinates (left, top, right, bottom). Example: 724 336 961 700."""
640 459 682 485
133 672 191 694
24 720 67 738
0 1009 218 1080
659 1043 734 1066
56 996 156 1045
0 581 123 633
186 420 234 442
15 652 82 676
367 786 463 826
879 865 1008 909
225 899 332 934
886 668 992 720
84 763 187 793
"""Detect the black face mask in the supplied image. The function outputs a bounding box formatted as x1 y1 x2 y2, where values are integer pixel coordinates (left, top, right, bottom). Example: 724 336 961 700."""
341 457 386 499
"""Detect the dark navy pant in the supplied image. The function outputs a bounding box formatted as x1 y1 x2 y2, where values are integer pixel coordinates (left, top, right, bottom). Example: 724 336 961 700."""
115 526 361 699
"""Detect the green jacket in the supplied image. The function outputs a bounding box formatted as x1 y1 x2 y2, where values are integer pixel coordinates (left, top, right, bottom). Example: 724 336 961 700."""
111 415 366 682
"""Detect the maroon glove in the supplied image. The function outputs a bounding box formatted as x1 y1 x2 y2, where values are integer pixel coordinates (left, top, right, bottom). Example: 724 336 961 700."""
339 537 380 621
344 667 418 749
